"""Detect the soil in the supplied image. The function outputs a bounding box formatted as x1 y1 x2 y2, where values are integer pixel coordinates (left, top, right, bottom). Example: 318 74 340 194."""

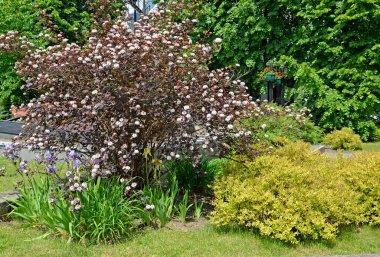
165 217 207 232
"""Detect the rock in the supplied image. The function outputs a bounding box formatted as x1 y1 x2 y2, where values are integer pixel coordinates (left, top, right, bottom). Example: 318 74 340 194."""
311 144 357 159
0 190 19 216
311 144 327 153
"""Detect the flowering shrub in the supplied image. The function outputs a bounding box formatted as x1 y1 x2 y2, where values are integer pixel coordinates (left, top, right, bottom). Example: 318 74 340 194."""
0 0 125 115
9 1 263 180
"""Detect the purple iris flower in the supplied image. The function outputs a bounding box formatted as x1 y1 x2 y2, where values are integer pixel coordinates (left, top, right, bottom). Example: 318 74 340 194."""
44 151 52 159
34 154 43 163
68 150 77 159
20 160 29 168
73 160 82 170
44 151 57 163
48 164 57 174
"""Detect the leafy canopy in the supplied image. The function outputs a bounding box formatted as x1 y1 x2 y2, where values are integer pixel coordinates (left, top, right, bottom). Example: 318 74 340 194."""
194 0 380 140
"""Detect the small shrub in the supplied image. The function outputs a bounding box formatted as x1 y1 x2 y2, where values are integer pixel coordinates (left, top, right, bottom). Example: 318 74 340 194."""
342 153 380 225
357 121 378 142
323 127 363 150
165 158 226 192
241 103 324 145
211 142 380 244
371 127 380 142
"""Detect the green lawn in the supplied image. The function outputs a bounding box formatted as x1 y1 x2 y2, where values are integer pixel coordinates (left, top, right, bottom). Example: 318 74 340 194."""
363 141 380 152
0 157 20 192
1 222 380 257
0 157 69 192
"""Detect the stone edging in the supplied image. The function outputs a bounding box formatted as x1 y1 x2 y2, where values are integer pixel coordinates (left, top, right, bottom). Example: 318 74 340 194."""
0 190 19 216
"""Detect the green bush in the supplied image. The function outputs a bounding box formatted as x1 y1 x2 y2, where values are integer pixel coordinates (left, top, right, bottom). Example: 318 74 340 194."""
11 176 142 243
211 142 380 244
165 158 226 192
241 104 324 145
343 153 380 226
371 127 380 142
323 128 363 150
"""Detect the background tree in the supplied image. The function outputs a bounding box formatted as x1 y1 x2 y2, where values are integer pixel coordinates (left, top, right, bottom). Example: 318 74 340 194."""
293 0 380 140
195 0 301 96
194 0 380 140
0 0 123 118
0 0 43 118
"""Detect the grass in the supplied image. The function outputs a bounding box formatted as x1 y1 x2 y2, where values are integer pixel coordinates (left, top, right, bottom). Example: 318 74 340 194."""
363 141 380 152
1 222 380 257
0 157 69 192
0 157 20 192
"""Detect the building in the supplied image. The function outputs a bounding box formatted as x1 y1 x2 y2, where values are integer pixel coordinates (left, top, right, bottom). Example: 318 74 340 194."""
0 121 23 147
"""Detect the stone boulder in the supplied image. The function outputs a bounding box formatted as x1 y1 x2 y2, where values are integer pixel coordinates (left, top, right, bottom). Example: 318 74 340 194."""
0 190 19 216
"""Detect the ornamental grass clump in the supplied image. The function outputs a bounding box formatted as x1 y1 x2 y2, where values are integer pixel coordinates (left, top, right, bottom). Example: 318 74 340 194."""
211 141 380 244
7 1 265 180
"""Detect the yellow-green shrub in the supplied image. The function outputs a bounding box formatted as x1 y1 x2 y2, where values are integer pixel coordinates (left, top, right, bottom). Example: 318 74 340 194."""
323 127 363 150
211 142 380 244
342 152 380 225
372 128 380 142
271 136 290 147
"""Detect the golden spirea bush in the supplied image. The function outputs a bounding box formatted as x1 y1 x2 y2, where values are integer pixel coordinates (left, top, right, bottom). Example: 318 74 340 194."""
372 128 380 142
211 141 380 244
323 127 363 150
